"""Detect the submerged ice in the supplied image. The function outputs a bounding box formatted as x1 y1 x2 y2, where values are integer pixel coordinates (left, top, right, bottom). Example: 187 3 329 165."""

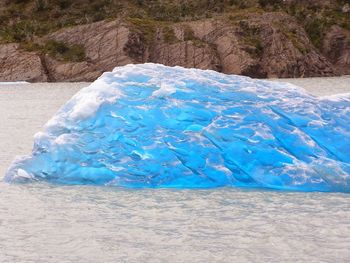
5 64 350 192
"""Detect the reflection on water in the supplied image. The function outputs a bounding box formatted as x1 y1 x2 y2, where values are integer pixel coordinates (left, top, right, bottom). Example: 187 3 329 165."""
0 81 350 262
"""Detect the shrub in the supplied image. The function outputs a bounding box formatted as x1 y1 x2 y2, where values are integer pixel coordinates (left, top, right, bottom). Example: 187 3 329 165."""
44 40 86 62
259 0 282 9
22 40 86 62
35 0 48 12
127 18 157 45
56 0 73 9
162 26 178 43
0 21 38 43
183 26 195 41
183 25 205 47
14 0 30 3
230 0 251 9
238 21 264 58
304 18 327 49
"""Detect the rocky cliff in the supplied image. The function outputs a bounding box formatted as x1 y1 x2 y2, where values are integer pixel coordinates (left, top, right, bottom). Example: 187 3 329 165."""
0 0 349 81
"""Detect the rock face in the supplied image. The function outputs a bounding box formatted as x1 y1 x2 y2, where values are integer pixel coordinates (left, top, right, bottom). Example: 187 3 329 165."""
185 12 334 78
0 44 48 82
0 12 344 82
44 20 133 81
322 26 350 75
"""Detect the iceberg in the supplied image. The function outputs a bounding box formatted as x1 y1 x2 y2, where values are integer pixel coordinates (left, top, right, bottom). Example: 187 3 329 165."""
4 64 350 192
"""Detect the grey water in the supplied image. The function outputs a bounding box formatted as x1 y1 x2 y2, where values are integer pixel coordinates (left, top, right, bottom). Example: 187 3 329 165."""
0 78 350 262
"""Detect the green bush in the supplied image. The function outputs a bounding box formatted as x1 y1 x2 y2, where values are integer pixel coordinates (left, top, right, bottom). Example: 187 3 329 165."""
127 18 158 45
163 26 178 43
22 40 86 62
44 40 86 62
230 0 252 9
304 18 327 49
14 0 31 3
259 0 282 9
183 26 195 41
238 21 264 58
35 0 48 11
183 25 206 47
56 0 73 9
0 21 38 43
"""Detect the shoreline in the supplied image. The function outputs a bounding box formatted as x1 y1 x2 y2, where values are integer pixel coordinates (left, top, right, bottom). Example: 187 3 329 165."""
270 75 350 96
1 75 349 97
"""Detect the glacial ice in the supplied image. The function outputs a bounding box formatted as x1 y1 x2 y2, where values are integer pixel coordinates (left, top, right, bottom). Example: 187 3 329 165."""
5 64 350 192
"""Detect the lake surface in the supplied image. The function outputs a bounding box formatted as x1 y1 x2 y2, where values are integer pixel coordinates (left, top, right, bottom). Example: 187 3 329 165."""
0 78 349 262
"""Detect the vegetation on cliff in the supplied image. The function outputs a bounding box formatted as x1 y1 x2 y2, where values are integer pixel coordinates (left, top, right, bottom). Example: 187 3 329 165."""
1 1 348 47
0 0 349 80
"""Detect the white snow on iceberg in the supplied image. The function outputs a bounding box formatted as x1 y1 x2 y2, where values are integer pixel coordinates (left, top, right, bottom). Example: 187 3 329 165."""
5 64 350 192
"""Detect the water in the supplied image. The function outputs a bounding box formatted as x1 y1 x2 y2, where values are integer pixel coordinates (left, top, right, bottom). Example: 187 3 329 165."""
1 79 350 262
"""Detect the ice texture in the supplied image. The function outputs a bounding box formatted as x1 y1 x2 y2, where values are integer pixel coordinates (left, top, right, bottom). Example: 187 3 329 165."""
5 64 350 192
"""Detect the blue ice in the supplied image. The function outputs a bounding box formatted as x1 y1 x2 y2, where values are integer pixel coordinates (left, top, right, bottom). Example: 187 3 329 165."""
5 64 350 192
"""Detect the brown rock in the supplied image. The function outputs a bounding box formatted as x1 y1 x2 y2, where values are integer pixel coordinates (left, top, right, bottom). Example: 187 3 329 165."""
322 25 350 75
45 20 133 81
186 12 334 77
149 41 221 71
121 23 221 71
342 4 350 13
254 13 334 77
0 12 340 82
0 44 48 82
